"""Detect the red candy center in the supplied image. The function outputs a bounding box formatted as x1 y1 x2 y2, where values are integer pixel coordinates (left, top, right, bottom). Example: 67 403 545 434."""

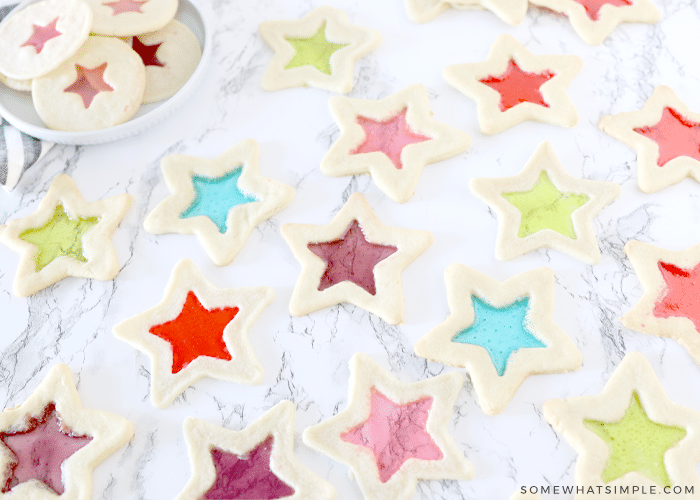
572 0 633 20
132 36 164 67
63 63 114 108
480 59 554 112
634 107 700 167
653 261 700 331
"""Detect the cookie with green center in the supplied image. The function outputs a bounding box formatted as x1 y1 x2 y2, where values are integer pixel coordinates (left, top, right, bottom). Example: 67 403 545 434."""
470 141 620 264
415 264 581 415
0 174 132 296
143 139 294 266
404 0 528 26
259 6 381 93
543 352 700 498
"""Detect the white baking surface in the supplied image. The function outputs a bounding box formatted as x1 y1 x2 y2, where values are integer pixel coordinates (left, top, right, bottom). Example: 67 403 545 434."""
1 0 699 498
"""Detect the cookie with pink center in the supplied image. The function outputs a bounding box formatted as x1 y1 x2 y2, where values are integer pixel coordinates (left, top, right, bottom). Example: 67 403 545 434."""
0 0 92 80
281 192 433 325
0 364 133 498
32 36 145 131
128 19 201 103
529 0 659 45
321 84 470 203
599 86 700 193
303 353 473 500
83 0 177 37
444 35 582 135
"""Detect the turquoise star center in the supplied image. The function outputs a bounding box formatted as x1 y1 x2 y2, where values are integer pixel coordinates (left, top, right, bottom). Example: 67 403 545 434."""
179 167 258 233
451 296 546 376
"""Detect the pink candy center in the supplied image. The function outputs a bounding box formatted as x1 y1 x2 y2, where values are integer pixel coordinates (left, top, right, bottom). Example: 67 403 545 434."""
341 388 442 483
307 220 397 296
653 261 700 331
204 436 295 499
0 403 92 495
63 63 114 108
20 17 62 54
351 108 431 170
633 107 700 167
102 0 148 15
480 59 554 112
572 0 633 20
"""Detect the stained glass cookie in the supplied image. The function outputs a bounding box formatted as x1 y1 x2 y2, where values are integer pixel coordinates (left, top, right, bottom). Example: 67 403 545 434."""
259 6 381 93
321 84 471 203
405 0 528 26
0 0 92 80
82 0 178 37
415 264 581 415
176 401 335 500
129 19 201 103
0 364 133 498
32 36 146 131
143 139 294 266
113 258 273 408
543 352 700 498
303 353 473 500
281 192 433 325
444 34 582 135
470 141 620 264
0 174 132 296
599 86 700 193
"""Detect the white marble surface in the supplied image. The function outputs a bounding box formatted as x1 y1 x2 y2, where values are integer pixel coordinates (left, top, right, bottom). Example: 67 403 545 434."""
1 0 700 498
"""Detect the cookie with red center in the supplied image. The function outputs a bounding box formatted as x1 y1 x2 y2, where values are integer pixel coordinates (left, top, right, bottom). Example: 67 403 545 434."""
32 36 145 131
82 0 177 37
0 0 92 80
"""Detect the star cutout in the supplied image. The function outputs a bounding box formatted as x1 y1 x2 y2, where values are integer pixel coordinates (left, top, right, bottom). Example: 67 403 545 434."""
621 240 700 367
0 364 133 498
543 352 700 495
415 265 581 415
599 85 700 193
112 258 273 408
404 0 529 25
529 0 660 45
469 141 621 264
444 35 582 134
131 36 164 67
281 192 433 325
259 6 382 93
321 84 471 203
0 174 132 297
176 401 335 500
20 17 62 54
63 62 114 108
143 139 294 266
102 0 148 15
303 353 473 500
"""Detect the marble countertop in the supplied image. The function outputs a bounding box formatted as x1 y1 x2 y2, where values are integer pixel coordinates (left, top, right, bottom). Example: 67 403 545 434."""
1 0 700 498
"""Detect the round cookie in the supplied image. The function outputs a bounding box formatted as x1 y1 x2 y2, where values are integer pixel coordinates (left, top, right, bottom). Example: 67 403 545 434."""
32 36 145 131
0 0 92 80
0 72 32 92
129 19 201 103
83 0 177 37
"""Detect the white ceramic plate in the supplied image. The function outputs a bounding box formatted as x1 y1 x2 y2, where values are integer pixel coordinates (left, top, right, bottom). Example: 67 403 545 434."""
0 0 211 145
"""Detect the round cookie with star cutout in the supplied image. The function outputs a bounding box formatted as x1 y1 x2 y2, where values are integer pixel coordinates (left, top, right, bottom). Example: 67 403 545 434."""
0 0 92 80
32 36 145 131
83 0 177 37
129 19 201 103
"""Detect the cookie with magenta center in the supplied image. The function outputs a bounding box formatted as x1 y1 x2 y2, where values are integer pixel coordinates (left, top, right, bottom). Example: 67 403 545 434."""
32 36 145 131
82 0 178 37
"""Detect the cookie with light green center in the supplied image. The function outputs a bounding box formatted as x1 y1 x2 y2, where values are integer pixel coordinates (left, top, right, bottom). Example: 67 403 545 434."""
544 352 700 499
0 174 132 296
470 141 620 265
259 6 381 93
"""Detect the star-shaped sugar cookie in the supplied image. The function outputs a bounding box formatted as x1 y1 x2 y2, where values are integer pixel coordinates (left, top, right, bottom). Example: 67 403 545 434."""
176 400 335 500
529 0 660 45
543 352 700 499
0 174 132 297
303 353 473 500
321 84 471 203
470 141 620 264
621 240 700 366
0 363 133 498
143 139 294 266
599 86 700 193
281 192 433 325
404 0 528 26
259 6 382 93
415 264 581 415
112 258 273 408
444 34 582 134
